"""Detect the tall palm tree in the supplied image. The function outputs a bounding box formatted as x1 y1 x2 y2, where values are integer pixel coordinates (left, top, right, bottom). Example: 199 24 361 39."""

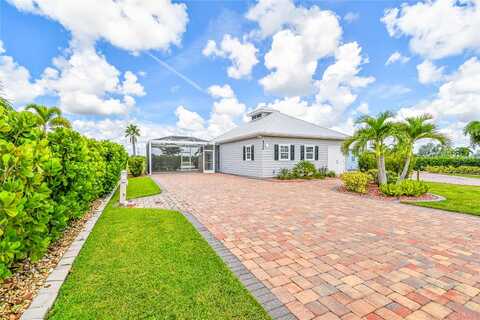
396 114 450 181
25 104 71 133
342 111 397 185
125 124 140 156
464 121 480 148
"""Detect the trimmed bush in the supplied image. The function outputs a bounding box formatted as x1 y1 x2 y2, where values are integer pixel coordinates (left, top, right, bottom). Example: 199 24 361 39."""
425 165 480 175
379 183 402 197
277 168 291 180
380 180 429 197
399 180 429 196
291 161 316 178
415 156 480 170
341 171 369 193
128 156 146 177
0 107 127 279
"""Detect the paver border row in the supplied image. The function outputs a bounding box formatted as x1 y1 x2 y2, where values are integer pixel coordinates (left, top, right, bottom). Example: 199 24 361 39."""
182 210 296 320
21 186 117 320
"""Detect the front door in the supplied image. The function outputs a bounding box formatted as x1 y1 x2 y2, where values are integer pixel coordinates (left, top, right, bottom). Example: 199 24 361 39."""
203 149 214 173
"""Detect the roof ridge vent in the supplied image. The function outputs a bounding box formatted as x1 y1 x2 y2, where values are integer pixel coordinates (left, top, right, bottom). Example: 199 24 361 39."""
247 108 277 121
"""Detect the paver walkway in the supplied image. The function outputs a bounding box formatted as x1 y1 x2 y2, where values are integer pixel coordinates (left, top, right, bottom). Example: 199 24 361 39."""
140 173 480 320
418 172 480 186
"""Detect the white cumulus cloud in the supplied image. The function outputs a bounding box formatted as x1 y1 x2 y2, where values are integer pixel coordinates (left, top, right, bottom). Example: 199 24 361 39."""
5 0 189 115
381 0 480 59
41 45 145 115
203 35 258 79
256 4 342 96
385 51 410 65
416 60 445 84
0 45 45 104
7 0 188 52
398 57 480 122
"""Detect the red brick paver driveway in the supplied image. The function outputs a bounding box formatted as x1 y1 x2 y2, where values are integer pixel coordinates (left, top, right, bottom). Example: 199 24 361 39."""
153 173 480 320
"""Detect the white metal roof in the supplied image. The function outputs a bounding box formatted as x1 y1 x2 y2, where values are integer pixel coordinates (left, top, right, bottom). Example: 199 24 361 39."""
212 111 349 144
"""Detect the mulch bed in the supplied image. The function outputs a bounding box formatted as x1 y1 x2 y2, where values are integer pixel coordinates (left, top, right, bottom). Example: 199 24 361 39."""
0 199 102 320
337 183 438 202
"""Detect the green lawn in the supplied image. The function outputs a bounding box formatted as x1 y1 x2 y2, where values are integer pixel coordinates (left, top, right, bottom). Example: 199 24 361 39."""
48 179 269 320
407 182 480 216
126 176 161 199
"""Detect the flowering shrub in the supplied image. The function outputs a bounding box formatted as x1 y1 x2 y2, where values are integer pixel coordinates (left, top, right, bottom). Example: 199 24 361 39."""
0 107 127 279
341 171 369 193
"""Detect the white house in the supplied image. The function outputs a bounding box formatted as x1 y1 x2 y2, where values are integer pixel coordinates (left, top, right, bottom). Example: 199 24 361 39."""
147 108 348 178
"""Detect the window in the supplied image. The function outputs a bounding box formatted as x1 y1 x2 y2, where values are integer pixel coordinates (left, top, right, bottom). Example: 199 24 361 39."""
305 145 314 160
280 144 290 160
245 145 252 160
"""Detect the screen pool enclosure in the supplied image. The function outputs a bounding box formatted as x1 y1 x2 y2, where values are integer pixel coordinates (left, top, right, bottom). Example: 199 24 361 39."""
146 136 216 174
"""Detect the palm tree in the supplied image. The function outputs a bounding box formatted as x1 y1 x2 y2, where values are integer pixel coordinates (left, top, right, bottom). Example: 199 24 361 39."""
125 124 140 156
342 111 397 185
25 104 71 133
464 121 480 148
396 114 450 181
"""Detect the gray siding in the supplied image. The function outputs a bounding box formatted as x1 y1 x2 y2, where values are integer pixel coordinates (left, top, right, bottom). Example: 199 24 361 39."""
217 137 345 178
260 137 335 178
218 138 263 177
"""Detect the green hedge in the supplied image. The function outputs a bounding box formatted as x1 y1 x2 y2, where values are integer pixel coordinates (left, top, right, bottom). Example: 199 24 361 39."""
425 165 480 175
358 151 415 175
414 156 480 170
0 107 127 278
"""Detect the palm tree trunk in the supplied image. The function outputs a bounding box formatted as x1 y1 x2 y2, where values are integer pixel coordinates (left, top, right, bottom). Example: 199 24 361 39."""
398 152 412 182
377 155 388 185
132 140 136 156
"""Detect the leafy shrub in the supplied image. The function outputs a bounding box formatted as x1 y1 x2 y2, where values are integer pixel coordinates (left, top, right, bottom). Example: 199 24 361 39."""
101 141 128 194
415 156 480 170
291 161 316 178
379 183 402 197
277 168 292 180
358 151 415 176
366 169 378 183
128 156 145 177
341 171 369 193
425 165 480 175
0 107 127 279
380 180 429 197
325 170 336 177
399 180 429 196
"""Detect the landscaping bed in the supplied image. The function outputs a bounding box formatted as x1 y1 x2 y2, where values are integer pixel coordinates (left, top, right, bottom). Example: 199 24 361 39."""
337 183 438 202
0 199 102 320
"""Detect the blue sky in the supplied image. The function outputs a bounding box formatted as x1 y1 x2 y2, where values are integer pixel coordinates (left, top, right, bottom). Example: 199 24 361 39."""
1 0 479 152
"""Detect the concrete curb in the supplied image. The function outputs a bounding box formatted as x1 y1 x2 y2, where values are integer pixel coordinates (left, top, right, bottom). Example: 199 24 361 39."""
21 187 117 320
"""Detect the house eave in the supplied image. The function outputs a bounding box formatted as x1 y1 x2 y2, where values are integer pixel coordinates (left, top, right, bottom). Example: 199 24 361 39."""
213 132 348 144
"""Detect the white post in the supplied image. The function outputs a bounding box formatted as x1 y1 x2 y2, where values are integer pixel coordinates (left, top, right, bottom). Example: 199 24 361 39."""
148 140 152 175
120 170 128 206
